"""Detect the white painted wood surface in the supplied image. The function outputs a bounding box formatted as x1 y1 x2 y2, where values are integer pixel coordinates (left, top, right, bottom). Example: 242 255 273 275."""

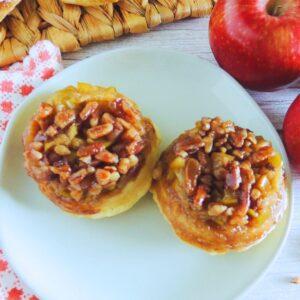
62 17 300 300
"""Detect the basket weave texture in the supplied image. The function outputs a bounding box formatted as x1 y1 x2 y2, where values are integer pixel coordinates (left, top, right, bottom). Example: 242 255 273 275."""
0 0 214 67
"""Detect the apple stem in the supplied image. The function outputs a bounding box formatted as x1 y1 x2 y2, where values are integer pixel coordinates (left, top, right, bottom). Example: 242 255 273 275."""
273 5 281 16
267 0 297 16
268 0 282 16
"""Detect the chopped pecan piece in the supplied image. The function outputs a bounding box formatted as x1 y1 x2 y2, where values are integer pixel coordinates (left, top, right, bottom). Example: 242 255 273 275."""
90 116 99 127
229 128 247 148
45 125 58 137
87 123 114 139
116 117 131 130
80 156 92 164
95 150 119 164
225 162 241 190
54 134 71 146
102 112 115 124
29 149 43 160
54 145 71 156
118 158 131 174
129 154 139 167
30 142 43 151
107 120 124 142
236 167 255 217
210 117 222 129
222 120 235 133
68 169 88 186
250 146 274 164
246 131 257 144
110 171 120 182
123 127 140 141
95 169 111 185
38 103 53 119
102 181 117 191
79 102 99 121
114 98 139 123
251 188 261 200
50 163 71 181
126 140 144 155
193 185 208 208
174 135 204 154
208 203 227 216
184 158 201 196
197 117 211 131
71 138 84 149
88 182 103 196
256 174 270 191
67 124 78 140
55 109 75 129
203 132 214 153
70 189 83 201
104 166 117 172
77 142 104 157
215 135 228 147
256 138 270 149
226 207 234 216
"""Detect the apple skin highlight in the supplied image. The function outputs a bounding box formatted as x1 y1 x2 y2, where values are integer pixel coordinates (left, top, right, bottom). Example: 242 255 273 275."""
209 0 300 91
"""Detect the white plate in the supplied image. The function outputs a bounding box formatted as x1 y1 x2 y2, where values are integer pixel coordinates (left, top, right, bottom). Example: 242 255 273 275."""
0 48 292 300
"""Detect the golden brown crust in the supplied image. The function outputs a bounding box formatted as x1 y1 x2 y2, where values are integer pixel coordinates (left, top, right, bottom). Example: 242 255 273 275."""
151 117 287 253
23 83 160 218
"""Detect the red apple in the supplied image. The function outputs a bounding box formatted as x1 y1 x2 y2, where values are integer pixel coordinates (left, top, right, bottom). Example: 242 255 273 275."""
209 0 300 91
283 94 300 170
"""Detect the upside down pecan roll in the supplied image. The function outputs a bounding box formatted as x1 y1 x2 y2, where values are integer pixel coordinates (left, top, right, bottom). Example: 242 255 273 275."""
23 83 160 218
151 117 287 253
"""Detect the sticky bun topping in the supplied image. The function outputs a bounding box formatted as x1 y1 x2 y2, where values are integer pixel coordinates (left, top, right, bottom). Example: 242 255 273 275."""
24 84 153 202
154 117 283 226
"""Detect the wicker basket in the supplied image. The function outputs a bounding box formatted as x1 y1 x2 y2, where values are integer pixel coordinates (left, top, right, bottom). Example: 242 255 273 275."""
0 0 214 67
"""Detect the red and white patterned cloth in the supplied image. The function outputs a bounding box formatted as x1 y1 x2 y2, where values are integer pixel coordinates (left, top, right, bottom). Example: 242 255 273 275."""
0 40 63 300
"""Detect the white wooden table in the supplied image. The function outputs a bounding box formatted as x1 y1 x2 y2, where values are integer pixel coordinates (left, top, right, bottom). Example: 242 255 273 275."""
63 17 300 300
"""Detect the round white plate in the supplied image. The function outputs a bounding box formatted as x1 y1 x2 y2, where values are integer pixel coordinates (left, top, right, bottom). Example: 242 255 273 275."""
0 48 292 300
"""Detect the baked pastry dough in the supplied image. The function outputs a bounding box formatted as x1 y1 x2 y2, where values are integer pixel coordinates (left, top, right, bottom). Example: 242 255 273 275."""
23 83 160 218
151 117 287 253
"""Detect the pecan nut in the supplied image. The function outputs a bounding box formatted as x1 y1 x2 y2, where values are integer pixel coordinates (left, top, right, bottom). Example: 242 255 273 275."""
79 102 99 121
225 162 241 190
38 103 53 119
184 158 201 196
95 150 119 164
87 123 114 139
250 146 274 164
68 169 88 186
54 109 75 129
77 142 104 157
